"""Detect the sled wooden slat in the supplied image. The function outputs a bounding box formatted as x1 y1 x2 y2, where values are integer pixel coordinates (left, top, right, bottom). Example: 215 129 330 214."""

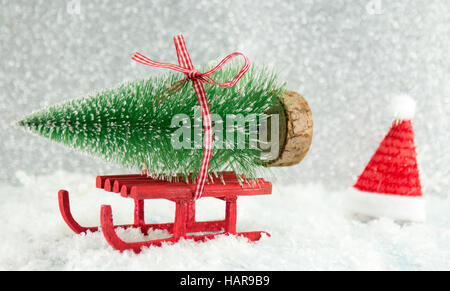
98 171 241 189
112 176 245 194
104 177 157 192
96 174 144 188
124 180 271 200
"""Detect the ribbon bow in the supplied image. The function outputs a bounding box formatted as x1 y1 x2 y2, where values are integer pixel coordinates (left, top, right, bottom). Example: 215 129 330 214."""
132 35 250 200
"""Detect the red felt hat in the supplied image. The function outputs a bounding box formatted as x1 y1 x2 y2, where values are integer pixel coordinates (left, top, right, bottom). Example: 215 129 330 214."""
346 95 425 222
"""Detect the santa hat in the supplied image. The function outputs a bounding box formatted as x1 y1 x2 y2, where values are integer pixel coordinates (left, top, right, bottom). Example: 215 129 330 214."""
345 94 425 222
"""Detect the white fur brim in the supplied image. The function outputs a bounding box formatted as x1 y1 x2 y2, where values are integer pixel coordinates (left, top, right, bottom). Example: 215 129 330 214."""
345 188 425 222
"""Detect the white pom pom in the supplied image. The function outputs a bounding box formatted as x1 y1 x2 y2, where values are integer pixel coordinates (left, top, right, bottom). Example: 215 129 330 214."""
390 94 416 119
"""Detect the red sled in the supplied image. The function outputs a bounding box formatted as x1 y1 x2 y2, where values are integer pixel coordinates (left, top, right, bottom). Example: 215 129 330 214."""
58 172 272 253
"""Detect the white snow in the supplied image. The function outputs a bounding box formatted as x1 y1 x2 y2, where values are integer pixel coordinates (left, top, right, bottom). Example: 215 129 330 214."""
0 171 448 271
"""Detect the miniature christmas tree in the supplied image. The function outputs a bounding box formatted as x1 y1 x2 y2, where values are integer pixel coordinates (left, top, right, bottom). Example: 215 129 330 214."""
18 65 313 180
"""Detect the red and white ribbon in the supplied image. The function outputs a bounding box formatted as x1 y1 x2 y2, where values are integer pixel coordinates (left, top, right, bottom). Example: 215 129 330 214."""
132 35 250 200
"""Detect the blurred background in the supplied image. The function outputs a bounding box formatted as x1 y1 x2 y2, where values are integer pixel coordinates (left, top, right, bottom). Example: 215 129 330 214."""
1 0 448 196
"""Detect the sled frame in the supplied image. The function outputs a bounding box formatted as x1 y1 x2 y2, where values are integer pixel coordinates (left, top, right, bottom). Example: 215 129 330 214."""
58 173 271 253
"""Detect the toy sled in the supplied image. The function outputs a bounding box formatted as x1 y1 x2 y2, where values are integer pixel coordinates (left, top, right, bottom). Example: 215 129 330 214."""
58 172 272 253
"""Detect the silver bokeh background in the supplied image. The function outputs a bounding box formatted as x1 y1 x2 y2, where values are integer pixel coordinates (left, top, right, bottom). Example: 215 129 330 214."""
1 0 448 196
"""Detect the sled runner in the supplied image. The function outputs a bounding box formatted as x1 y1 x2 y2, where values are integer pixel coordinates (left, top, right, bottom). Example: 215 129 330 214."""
58 172 272 253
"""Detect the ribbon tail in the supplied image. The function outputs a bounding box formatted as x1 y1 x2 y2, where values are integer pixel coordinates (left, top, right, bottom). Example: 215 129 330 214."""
173 35 213 200
191 80 213 199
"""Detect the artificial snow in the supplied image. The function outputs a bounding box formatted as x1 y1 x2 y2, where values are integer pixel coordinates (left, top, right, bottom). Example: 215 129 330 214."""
0 171 448 271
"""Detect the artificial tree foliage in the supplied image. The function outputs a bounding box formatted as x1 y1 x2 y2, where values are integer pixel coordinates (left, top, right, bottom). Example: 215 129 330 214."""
18 65 285 179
